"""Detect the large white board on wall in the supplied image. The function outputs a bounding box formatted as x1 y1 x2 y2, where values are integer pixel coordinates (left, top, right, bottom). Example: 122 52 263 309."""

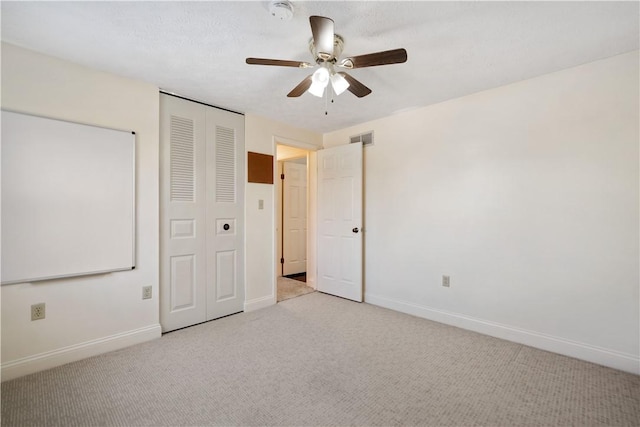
1 110 136 285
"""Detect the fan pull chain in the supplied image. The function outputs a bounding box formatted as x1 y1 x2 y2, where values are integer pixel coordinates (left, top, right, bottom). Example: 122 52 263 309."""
324 86 336 116
325 88 329 115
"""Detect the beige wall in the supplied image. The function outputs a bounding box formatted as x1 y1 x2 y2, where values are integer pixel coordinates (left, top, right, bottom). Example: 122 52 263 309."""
244 114 322 310
1 43 161 380
324 51 640 373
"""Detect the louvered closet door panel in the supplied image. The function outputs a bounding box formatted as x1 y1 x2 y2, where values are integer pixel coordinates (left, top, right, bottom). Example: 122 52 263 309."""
160 95 207 332
205 107 245 321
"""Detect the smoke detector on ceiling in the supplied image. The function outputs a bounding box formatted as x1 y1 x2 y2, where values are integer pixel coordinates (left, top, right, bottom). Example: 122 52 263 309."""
269 1 294 21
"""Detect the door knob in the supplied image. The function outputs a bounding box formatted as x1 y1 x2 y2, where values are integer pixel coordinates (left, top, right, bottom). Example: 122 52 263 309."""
352 227 359 233
223 223 230 231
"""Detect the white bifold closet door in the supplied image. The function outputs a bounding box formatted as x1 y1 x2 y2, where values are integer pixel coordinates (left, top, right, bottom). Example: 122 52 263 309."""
160 94 245 333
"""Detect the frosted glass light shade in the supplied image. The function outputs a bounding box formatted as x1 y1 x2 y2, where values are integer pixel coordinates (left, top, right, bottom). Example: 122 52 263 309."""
312 67 330 86
330 73 350 95
308 81 325 97
309 67 330 97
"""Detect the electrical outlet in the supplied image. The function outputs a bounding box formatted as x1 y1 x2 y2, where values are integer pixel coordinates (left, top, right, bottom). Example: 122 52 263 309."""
31 303 46 321
142 286 152 300
442 275 450 287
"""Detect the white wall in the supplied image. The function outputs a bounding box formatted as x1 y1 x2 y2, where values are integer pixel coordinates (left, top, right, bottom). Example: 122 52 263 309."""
1 43 161 380
244 114 322 311
324 51 640 373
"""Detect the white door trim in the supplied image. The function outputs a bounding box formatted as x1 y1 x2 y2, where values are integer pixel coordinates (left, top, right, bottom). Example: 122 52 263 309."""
274 135 319 151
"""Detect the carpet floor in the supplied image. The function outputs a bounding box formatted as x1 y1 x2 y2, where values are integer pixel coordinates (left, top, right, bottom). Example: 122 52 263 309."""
2 292 639 426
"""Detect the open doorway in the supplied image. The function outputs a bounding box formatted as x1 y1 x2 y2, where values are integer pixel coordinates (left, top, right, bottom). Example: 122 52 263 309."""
276 144 315 302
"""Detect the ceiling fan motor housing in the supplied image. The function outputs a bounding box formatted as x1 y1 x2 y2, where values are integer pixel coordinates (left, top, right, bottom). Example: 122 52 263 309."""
309 34 344 63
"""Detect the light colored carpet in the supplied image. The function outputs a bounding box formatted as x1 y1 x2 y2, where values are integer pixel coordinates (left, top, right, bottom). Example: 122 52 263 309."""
277 275 314 302
2 292 639 426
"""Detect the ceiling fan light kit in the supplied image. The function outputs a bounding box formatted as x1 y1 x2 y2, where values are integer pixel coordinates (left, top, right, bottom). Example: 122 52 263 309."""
246 15 407 100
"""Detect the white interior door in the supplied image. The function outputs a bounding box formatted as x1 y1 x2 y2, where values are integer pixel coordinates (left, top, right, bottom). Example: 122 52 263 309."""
160 95 207 332
317 142 363 302
283 160 307 276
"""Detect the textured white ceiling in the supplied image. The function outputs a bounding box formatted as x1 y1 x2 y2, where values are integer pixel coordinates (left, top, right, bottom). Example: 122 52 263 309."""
1 1 638 133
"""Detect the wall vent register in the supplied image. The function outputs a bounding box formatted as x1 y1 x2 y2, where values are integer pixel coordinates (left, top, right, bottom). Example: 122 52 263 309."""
350 131 374 146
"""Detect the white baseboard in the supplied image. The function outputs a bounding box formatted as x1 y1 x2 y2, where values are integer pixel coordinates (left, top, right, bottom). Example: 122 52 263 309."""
1 324 162 382
244 294 276 312
365 293 640 375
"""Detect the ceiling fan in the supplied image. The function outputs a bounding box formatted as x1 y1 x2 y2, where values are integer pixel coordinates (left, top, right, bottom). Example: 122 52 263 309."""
246 15 407 98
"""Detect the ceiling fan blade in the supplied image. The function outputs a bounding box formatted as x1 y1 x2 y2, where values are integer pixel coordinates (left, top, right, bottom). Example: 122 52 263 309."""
338 72 372 98
339 48 407 69
246 58 313 68
287 75 314 97
310 16 335 60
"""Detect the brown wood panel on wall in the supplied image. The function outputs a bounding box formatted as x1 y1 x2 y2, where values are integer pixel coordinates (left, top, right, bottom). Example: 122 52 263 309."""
247 152 274 184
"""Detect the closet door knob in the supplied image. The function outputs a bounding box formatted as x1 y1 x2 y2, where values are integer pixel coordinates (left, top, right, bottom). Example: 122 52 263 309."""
223 224 230 231
352 227 359 233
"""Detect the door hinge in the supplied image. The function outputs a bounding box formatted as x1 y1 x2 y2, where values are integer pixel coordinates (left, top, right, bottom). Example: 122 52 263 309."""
280 258 284 264
281 173 285 180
